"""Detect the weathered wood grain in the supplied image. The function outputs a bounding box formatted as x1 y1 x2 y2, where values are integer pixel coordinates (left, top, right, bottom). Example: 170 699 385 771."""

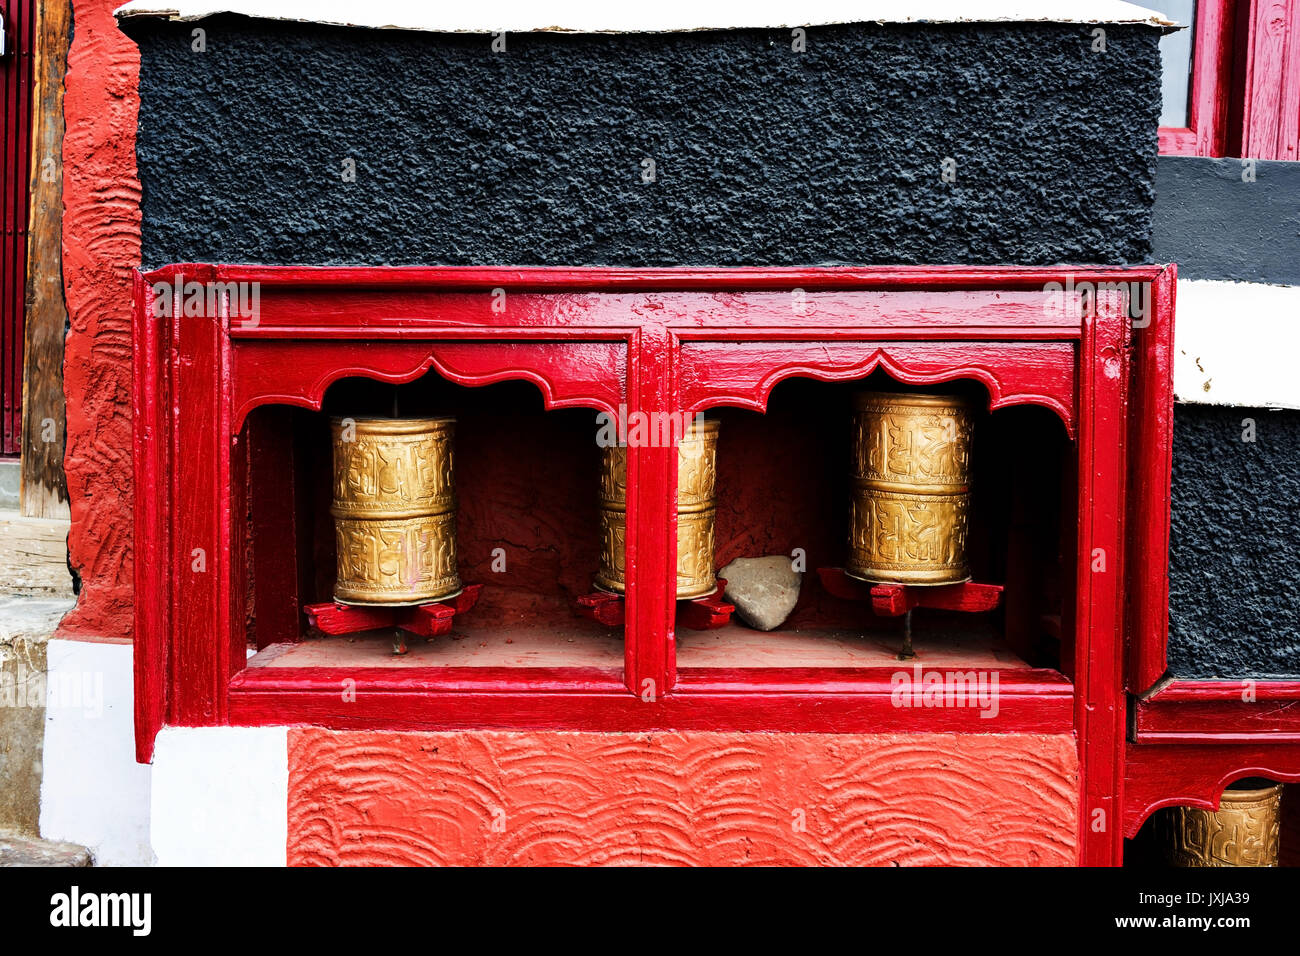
20 0 71 520
0 514 72 596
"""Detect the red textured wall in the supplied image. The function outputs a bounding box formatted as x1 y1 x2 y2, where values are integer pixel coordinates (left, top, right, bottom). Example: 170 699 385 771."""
59 0 140 637
288 729 1079 866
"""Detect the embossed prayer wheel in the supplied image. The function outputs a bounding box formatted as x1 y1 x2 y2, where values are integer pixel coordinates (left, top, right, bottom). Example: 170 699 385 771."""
595 418 719 600
1156 782 1283 868
330 416 461 605
847 391 975 586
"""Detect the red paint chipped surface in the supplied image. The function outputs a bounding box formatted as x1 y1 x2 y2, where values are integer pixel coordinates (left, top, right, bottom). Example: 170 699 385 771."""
288 729 1079 866
59 0 141 637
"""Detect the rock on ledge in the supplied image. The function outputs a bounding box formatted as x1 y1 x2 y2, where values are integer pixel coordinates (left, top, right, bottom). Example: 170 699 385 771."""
720 556 802 631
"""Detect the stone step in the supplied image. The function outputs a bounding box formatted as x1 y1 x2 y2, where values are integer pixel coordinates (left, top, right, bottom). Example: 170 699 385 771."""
0 514 73 597
0 830 92 867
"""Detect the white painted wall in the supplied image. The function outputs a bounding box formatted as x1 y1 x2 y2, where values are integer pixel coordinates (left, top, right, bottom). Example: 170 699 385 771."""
1173 279 1300 410
151 727 288 866
39 639 154 866
115 0 1176 32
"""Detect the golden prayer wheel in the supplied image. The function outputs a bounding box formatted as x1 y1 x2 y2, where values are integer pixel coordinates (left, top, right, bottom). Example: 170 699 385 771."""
596 418 719 600
847 391 974 586
330 416 461 605
1155 782 1283 868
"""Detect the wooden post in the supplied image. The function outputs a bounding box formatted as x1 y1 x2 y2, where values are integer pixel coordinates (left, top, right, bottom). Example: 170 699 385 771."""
20 0 71 519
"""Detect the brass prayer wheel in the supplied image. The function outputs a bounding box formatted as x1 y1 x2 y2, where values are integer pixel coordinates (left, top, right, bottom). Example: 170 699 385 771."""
596 418 719 600
330 416 461 605
1156 782 1283 868
847 391 974 586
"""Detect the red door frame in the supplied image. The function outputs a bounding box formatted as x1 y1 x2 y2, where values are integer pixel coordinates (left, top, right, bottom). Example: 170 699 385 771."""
133 263 1177 866
0 0 34 455
1159 0 1239 157
1159 0 1300 159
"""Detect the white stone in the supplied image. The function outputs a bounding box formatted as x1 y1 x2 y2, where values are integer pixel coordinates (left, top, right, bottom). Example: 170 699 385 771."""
721 555 803 631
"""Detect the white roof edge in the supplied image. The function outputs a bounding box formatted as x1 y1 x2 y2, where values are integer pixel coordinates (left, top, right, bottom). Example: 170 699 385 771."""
114 2 1179 33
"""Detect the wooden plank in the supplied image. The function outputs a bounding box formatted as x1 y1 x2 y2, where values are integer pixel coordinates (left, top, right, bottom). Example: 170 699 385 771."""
1126 268 1177 693
1238 0 1300 159
1074 287 1131 867
19 0 70 518
0 513 72 596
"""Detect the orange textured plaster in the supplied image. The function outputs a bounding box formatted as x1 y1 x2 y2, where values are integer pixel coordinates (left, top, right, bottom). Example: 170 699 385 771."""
288 730 1078 866
59 0 141 637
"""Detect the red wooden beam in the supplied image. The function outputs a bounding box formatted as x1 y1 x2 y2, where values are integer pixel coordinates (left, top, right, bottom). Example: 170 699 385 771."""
229 664 1074 735
1124 742 1300 837
145 261 1169 291
1134 678 1300 742
1125 265 1177 693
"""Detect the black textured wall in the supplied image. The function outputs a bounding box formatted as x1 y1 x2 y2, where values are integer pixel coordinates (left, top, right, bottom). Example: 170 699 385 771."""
125 17 1160 268
1168 405 1300 679
1154 157 1300 284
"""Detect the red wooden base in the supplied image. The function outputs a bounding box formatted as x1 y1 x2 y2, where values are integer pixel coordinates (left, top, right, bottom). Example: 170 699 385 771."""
817 567 1004 616
817 568 1004 658
576 580 735 631
304 584 483 655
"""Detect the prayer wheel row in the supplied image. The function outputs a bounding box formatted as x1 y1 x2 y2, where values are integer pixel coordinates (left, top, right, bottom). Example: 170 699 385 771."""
326 390 978 607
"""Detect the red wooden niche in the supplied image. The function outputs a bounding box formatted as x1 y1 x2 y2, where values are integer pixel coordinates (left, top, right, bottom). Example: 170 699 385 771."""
677 374 1071 673
134 264 1176 867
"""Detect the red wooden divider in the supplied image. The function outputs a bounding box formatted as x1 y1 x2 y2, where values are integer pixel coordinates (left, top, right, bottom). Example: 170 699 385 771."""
0 0 34 455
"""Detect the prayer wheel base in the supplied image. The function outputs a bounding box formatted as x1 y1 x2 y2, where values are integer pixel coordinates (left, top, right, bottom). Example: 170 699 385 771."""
576 581 736 631
844 567 972 588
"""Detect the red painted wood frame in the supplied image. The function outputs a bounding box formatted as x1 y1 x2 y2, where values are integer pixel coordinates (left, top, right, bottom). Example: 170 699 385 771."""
1159 0 1239 157
1233 0 1300 159
0 0 34 455
1125 679 1300 837
133 263 1175 866
1159 0 1300 159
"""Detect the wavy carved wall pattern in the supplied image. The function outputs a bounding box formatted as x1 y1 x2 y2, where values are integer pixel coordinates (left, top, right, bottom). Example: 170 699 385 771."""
59 0 142 636
288 730 1079 866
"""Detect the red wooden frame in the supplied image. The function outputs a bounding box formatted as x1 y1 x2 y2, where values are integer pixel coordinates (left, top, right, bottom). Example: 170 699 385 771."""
134 263 1179 866
1159 0 1300 159
1160 0 1239 157
1234 0 1300 159
1124 679 1300 837
0 0 34 455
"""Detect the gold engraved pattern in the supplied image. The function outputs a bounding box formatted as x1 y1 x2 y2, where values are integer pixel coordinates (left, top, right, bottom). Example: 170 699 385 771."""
330 417 461 605
596 418 719 599
1156 784 1283 868
847 392 974 586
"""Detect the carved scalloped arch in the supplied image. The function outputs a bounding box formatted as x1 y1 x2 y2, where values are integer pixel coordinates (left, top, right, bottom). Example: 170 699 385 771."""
232 346 622 434
685 349 1075 438
1127 765 1300 837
